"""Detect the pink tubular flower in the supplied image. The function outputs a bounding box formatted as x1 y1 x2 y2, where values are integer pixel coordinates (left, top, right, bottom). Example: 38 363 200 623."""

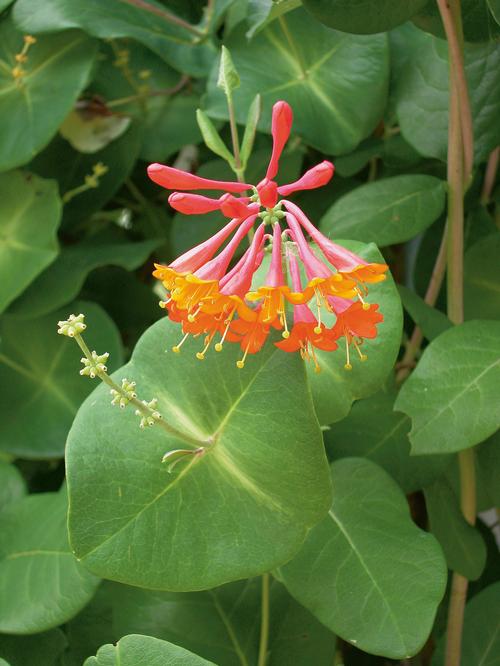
150 99 388 369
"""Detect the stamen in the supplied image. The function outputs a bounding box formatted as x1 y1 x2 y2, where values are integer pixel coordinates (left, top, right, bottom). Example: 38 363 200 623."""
236 341 251 369
172 332 190 353
159 297 171 309
187 305 202 323
215 307 236 352
344 336 352 371
310 345 321 374
282 311 290 339
314 289 323 334
353 339 368 362
196 332 216 360
356 287 370 310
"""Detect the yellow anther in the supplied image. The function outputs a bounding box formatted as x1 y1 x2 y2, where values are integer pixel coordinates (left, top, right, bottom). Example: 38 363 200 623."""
84 175 99 188
172 332 189 354
360 354 368 362
172 346 181 353
139 69 152 79
344 363 353 371
236 360 245 369
313 325 322 335
15 54 27 63
282 330 290 339
92 162 108 177
214 343 223 352
24 35 36 45
12 66 25 79
196 352 205 360
362 303 370 311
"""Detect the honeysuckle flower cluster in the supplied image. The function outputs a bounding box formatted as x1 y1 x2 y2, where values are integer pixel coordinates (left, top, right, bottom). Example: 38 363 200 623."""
149 101 387 371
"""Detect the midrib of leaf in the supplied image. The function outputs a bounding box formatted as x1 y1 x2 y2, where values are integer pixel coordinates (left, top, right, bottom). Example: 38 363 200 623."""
365 414 408 456
411 356 500 440
78 349 288 559
5 549 72 560
477 621 500 665
327 507 408 652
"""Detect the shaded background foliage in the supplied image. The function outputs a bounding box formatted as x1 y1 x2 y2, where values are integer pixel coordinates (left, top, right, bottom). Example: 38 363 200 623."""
0 0 499 665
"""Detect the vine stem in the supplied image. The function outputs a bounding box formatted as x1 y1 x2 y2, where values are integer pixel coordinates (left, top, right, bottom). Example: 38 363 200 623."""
480 146 499 205
120 0 205 38
257 573 270 666
436 1 477 665
73 333 207 448
395 227 447 383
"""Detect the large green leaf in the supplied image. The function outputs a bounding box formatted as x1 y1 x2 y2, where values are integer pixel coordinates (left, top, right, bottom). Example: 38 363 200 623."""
432 583 500 666
489 0 500 24
0 20 97 171
307 241 402 425
12 0 218 77
67 317 332 591
0 629 67 666
326 389 451 493
395 321 500 455
278 458 447 659
0 463 26 513
320 175 446 246
425 480 487 581
0 301 123 459
394 26 500 164
0 489 99 634
7 232 159 319
85 634 215 666
204 8 388 155
476 430 500 509
0 171 60 315
302 0 428 34
464 233 500 321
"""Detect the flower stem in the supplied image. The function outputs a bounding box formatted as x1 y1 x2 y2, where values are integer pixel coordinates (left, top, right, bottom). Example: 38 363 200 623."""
257 573 270 666
226 90 244 181
73 333 207 447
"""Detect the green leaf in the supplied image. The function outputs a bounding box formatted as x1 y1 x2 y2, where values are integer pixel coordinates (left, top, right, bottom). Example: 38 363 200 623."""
245 0 302 38
302 0 428 34
424 479 487 580
326 389 451 493
84 634 216 666
279 458 447 659
398 285 452 341
0 489 99 633
0 20 97 171
67 317 332 591
217 45 240 96
333 137 382 177
204 8 389 155
413 0 500 43
0 629 67 666
240 94 262 168
395 320 500 455
140 94 203 163
476 430 500 509
307 240 403 425
105 577 336 666
7 232 160 319
320 175 446 246
30 123 142 228
12 0 217 77
0 463 26 513
196 109 235 165
0 171 60 314
489 0 500 24
0 300 124 459
464 233 500 321
432 583 500 666
394 26 500 164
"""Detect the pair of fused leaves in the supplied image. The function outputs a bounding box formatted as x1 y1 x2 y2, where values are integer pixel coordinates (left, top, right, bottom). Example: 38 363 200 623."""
66 310 443 659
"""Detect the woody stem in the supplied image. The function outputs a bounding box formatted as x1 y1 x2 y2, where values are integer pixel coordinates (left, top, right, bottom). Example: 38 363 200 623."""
436 1 476 665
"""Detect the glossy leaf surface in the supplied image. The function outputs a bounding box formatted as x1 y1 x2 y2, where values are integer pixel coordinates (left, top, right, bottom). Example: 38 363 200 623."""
67 318 332 590
279 458 447 659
